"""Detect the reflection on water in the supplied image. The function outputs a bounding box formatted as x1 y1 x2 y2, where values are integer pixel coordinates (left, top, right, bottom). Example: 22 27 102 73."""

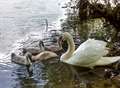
43 61 118 88
0 58 119 88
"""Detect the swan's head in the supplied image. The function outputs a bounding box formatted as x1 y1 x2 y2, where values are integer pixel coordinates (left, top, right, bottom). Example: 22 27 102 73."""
59 32 72 41
58 32 72 51
11 53 21 64
22 48 27 55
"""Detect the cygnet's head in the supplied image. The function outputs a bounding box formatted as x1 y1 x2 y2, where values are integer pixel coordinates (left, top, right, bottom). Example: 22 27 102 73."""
11 53 16 58
11 53 21 64
11 52 32 66
22 48 27 55
39 40 44 48
11 53 17 63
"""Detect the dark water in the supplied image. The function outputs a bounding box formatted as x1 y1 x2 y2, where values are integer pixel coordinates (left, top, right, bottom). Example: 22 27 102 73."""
0 0 119 88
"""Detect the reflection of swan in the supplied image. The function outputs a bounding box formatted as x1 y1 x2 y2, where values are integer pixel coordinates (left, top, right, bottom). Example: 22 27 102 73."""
104 68 120 87
60 32 120 68
111 75 120 87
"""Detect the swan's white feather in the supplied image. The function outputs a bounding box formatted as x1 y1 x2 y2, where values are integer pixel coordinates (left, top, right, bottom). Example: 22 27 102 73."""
73 39 108 57
64 39 108 66
92 56 120 66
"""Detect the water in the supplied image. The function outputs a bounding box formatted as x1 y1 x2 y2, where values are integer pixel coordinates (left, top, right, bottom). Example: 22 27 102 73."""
0 0 64 53
0 0 65 88
0 0 119 88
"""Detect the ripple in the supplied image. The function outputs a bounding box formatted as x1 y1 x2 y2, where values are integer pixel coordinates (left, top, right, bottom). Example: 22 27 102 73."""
0 53 4 59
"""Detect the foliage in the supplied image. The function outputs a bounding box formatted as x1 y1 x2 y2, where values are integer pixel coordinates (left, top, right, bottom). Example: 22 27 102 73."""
77 0 120 42
60 0 120 56
61 0 120 43
61 15 79 33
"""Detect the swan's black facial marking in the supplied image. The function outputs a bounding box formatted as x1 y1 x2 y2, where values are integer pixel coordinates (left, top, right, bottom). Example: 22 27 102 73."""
11 53 17 63
58 35 65 44
59 36 63 41
62 40 68 52
58 35 68 52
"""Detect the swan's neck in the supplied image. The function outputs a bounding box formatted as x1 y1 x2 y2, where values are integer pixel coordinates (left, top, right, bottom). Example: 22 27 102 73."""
61 34 75 61
25 52 33 65
39 43 45 51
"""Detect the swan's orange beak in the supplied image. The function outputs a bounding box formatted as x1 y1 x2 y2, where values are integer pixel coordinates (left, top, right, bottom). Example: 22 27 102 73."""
58 35 66 45
58 36 63 45
58 36 68 52
59 35 63 41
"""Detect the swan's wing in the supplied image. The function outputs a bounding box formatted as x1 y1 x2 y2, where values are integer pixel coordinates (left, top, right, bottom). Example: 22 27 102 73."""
73 39 108 57
67 39 108 66
92 56 120 66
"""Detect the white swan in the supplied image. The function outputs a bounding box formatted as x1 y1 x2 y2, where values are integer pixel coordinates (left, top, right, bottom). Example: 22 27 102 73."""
60 32 120 68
